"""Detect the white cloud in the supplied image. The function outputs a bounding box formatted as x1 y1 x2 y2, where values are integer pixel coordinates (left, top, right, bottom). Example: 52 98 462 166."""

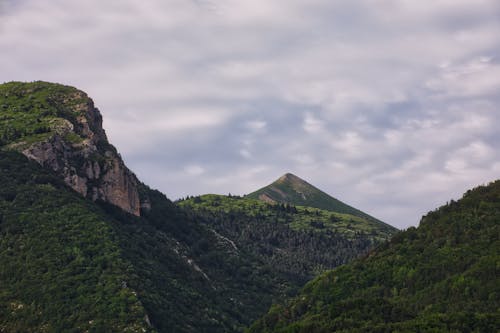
293 154 315 165
331 131 363 156
104 107 231 154
245 120 267 131
426 56 500 97
239 149 252 159
303 113 324 134
184 165 206 176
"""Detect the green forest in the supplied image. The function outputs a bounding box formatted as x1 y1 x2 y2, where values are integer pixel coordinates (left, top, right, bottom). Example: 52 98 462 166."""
249 181 500 332
0 152 150 332
180 194 395 283
0 150 393 332
0 151 288 332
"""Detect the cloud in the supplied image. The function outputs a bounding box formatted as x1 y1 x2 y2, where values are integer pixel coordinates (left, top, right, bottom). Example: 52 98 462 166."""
303 113 325 134
239 149 252 159
425 56 500 98
245 120 267 131
1 0 499 228
184 165 206 176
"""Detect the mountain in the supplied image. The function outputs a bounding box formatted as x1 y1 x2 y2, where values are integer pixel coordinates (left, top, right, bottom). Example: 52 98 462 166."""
249 180 500 332
0 81 395 332
3 149 314 332
247 173 387 226
0 81 142 215
0 81 290 332
179 194 396 285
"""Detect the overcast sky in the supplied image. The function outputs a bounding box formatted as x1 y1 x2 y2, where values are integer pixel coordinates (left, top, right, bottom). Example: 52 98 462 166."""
1 0 499 228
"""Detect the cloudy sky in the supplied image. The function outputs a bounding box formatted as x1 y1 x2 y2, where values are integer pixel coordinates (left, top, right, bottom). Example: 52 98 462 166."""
1 0 499 228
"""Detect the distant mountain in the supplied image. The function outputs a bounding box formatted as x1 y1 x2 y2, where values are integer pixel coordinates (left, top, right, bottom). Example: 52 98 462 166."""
249 180 500 332
247 173 388 226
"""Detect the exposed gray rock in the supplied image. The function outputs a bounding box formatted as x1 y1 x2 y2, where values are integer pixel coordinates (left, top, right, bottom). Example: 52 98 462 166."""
20 91 142 216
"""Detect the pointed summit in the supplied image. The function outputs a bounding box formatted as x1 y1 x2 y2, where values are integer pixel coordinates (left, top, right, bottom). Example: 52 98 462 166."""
247 173 389 226
277 172 301 182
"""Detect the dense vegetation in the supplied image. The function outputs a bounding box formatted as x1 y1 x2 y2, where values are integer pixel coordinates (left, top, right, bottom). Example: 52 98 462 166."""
249 181 500 332
0 150 296 332
0 81 88 148
110 187 302 332
180 194 395 284
0 154 395 332
0 152 150 332
246 173 388 226
0 155 396 333
0 150 297 332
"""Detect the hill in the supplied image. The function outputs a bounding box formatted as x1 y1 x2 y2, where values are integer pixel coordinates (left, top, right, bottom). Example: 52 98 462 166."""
246 173 388 226
179 194 396 285
0 150 303 332
249 180 500 332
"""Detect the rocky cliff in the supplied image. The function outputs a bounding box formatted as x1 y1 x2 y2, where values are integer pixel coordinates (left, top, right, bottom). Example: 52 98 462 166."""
1 82 142 216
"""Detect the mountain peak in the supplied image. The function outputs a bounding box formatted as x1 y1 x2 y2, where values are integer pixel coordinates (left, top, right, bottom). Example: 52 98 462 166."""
277 172 301 182
247 173 392 228
272 173 320 201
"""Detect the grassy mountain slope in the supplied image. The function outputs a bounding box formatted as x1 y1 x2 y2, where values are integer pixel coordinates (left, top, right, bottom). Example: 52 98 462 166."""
246 173 388 226
249 181 500 333
179 194 396 285
0 81 89 148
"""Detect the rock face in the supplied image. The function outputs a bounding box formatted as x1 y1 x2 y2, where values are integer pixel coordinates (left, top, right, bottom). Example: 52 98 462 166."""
20 89 141 216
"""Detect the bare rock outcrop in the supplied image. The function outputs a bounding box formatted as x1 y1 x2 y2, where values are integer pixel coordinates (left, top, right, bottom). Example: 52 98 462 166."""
20 90 142 216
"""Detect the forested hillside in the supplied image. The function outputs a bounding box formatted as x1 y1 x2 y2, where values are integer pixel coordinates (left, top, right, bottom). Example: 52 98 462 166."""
0 152 151 332
0 150 295 332
249 181 500 332
180 194 395 284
